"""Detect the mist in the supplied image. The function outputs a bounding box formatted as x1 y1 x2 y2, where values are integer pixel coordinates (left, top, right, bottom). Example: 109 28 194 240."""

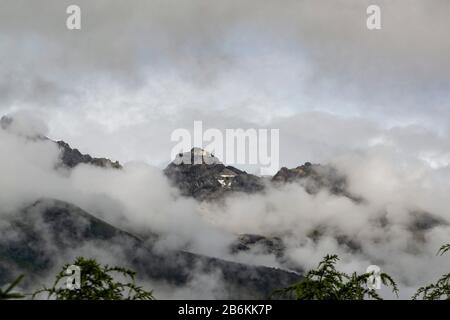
1 0 449 299
1 111 449 299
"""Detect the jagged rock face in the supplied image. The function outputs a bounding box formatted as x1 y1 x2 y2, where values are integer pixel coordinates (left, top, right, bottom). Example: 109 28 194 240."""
272 162 314 183
165 150 362 203
0 199 300 298
164 148 265 201
272 163 362 201
56 141 122 169
172 147 222 166
272 162 345 193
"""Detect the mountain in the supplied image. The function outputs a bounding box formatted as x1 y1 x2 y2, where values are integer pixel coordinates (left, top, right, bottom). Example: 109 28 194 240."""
0 199 300 299
164 149 362 202
272 162 363 201
1 114 447 299
164 148 265 201
56 140 122 169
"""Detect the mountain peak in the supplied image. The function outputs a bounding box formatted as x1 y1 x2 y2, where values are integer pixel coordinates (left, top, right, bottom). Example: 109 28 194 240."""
165 148 264 201
172 147 222 166
56 140 122 169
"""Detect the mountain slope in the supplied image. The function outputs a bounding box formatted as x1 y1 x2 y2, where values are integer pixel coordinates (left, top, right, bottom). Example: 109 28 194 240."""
0 199 300 299
56 140 122 169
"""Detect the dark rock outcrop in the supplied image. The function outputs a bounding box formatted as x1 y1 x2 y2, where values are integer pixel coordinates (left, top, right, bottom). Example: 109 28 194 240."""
165 150 362 203
56 140 122 169
272 163 362 201
164 148 265 201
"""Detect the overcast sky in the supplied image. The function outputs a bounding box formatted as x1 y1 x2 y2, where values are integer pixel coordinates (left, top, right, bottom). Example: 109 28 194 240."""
1 1 450 297
1 0 450 171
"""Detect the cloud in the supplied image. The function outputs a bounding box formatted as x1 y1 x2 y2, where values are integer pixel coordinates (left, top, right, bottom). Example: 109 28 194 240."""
3 112 450 299
1 1 449 299
1 1 449 148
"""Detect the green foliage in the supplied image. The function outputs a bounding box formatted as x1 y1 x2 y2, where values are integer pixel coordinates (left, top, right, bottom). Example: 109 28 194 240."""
438 244 450 255
412 243 450 300
274 254 398 300
0 275 25 300
33 257 154 300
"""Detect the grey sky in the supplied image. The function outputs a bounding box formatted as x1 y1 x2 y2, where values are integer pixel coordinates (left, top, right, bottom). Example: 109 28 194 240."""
0 0 449 169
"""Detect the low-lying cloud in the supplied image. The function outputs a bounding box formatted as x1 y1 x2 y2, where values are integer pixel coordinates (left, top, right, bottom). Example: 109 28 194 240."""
1 112 449 299
1 0 449 299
